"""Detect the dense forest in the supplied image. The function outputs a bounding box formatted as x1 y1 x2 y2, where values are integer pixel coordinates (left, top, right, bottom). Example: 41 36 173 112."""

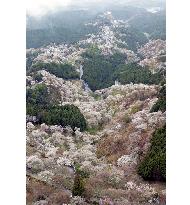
26 25 99 49
26 84 87 131
130 10 166 40
82 47 164 91
30 62 79 80
82 47 126 91
138 124 166 181
150 84 166 113
114 63 164 85
116 26 148 52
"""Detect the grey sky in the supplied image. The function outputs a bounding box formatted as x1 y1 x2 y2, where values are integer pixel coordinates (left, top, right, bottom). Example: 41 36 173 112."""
26 0 165 16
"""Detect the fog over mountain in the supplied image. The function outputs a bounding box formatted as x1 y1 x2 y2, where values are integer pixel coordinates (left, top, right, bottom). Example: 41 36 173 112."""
26 0 165 48
27 0 165 16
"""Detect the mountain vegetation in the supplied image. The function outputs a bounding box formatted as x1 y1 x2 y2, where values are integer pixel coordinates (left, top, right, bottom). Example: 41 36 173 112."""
138 124 166 181
30 62 79 80
27 8 165 49
82 48 126 91
26 25 99 49
26 84 87 131
82 47 164 91
26 10 100 48
26 4 166 204
150 84 166 112
117 26 148 52
114 63 164 85
130 10 166 40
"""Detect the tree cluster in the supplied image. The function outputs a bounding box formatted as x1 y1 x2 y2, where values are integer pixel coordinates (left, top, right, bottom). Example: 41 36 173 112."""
26 84 87 131
114 63 164 85
31 62 79 80
150 84 166 113
33 72 43 82
138 125 166 181
82 48 165 91
82 48 127 91
39 105 87 131
26 84 50 111
72 174 85 197
117 26 148 52
130 10 166 40
27 25 99 49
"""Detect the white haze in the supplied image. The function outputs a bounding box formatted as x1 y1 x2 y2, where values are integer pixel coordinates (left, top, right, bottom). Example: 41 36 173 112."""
27 0 109 16
27 0 165 16
26 0 71 16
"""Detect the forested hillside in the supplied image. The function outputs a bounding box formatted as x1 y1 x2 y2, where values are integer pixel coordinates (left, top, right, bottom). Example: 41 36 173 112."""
26 3 166 204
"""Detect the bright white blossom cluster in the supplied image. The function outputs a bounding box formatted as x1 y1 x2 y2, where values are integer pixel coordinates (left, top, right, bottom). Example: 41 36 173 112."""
27 43 84 65
117 154 137 167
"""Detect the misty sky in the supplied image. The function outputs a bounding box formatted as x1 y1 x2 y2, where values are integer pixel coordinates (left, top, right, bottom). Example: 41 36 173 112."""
27 0 165 16
27 0 111 16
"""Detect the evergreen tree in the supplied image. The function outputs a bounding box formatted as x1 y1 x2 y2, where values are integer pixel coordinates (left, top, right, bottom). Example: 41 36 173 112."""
138 125 166 181
72 174 85 196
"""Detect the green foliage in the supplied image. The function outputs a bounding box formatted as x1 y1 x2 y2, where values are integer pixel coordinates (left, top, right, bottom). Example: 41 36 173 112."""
150 85 166 113
130 11 166 40
82 44 101 58
31 62 79 80
26 84 87 131
117 26 148 52
82 48 127 91
72 163 90 196
83 56 114 91
130 105 141 114
82 48 164 91
124 113 131 124
72 174 85 196
26 51 39 70
138 125 166 181
33 73 43 82
108 52 128 67
75 163 90 179
90 92 101 101
114 63 164 85
39 105 87 131
27 25 98 48
86 125 103 135
26 84 49 108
